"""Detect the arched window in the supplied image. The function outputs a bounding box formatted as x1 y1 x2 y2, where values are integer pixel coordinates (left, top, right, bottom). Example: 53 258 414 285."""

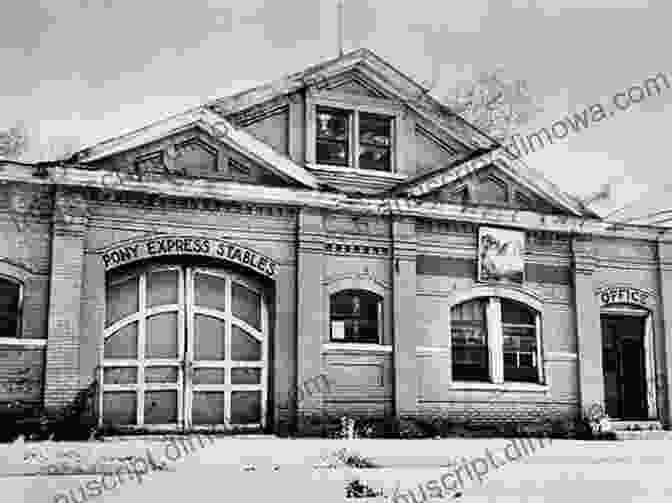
0 277 22 338
451 298 489 381
501 299 538 383
450 296 542 384
330 289 382 344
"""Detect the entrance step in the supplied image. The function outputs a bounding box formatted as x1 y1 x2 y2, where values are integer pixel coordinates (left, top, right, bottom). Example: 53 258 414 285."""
614 430 672 440
610 420 662 431
610 421 671 439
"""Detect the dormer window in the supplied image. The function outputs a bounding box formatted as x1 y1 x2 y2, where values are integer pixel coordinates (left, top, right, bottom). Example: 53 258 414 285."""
316 107 350 166
358 112 391 171
315 106 393 172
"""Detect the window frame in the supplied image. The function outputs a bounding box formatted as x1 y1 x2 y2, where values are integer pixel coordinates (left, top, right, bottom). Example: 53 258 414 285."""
0 274 23 339
329 289 383 345
448 290 544 387
306 90 403 175
450 298 489 382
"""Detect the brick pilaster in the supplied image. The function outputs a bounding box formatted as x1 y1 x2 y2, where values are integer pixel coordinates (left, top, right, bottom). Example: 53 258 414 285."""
392 216 417 418
571 236 604 413
656 238 672 426
44 189 88 410
295 208 325 421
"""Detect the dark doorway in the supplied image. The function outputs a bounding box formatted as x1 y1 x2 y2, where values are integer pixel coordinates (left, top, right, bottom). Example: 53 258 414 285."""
601 315 647 419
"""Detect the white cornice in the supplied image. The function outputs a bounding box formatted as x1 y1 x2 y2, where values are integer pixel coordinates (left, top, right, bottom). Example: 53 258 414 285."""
0 163 665 240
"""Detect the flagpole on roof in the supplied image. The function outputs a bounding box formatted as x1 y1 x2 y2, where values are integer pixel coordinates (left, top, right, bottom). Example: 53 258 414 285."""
337 0 345 56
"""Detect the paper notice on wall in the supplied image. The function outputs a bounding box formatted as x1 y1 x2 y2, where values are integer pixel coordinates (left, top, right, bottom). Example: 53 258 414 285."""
331 321 346 340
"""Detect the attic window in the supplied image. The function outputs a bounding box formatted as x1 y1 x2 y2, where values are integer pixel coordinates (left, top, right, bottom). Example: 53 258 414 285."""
135 152 165 175
229 157 251 177
315 106 392 172
450 186 470 204
358 112 391 172
479 176 509 204
515 192 533 209
316 107 349 167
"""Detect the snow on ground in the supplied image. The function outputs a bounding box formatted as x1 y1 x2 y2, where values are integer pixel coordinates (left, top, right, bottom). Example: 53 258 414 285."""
2 437 671 503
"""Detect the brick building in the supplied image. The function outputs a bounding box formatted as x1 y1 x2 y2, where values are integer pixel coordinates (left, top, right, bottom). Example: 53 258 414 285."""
1 49 671 432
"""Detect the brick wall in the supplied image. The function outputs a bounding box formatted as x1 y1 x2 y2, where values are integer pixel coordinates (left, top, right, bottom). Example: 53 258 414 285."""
0 345 44 414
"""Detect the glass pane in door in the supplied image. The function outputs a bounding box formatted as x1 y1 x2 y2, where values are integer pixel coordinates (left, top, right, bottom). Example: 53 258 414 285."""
192 392 225 425
231 391 261 424
232 282 261 330
105 323 138 359
195 273 227 311
106 277 138 325
231 325 261 361
144 391 178 424
146 312 179 358
194 314 226 360
147 269 179 307
231 368 261 385
193 368 226 385
103 392 137 425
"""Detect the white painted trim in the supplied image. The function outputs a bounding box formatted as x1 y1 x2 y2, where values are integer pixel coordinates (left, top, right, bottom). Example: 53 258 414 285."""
3 162 666 239
324 273 388 297
546 351 578 361
601 307 649 317
0 338 46 348
322 343 392 353
308 163 407 180
488 297 504 384
644 314 658 420
447 284 544 312
449 381 549 393
416 346 451 354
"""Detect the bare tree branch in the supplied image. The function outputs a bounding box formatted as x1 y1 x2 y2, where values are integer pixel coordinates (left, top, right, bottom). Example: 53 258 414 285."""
0 122 29 159
443 68 543 143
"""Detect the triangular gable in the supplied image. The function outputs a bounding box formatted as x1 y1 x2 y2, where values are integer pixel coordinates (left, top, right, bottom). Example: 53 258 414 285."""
72 108 319 189
389 147 597 218
207 48 497 153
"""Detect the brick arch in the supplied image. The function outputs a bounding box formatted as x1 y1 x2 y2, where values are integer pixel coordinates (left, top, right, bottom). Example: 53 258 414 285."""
447 284 544 313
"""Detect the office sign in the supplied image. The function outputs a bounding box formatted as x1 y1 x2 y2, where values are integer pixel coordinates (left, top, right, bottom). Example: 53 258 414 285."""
598 286 652 309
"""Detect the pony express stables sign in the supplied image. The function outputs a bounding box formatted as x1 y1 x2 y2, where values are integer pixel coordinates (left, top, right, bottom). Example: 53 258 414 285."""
102 236 276 278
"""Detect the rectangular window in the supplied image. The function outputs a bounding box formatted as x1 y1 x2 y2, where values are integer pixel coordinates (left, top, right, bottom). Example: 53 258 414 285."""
330 290 382 344
316 107 350 166
501 299 538 382
0 279 21 337
315 107 393 171
358 112 391 171
451 299 489 381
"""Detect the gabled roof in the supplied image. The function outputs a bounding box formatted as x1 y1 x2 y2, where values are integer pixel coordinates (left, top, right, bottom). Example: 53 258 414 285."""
207 48 498 152
390 146 599 218
71 108 319 189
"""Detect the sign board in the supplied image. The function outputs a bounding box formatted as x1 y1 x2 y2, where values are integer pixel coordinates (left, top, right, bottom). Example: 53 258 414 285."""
478 227 525 283
102 236 276 278
598 286 652 309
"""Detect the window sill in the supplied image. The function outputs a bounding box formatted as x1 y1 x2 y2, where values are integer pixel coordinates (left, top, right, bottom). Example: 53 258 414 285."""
308 163 408 180
0 338 47 348
323 342 392 353
450 381 549 393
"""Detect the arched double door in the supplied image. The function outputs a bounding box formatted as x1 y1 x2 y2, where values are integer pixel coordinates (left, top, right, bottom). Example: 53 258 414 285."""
102 264 267 429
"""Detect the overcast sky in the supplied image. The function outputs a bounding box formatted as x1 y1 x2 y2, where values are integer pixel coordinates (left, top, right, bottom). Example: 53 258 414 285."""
2 0 670 222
